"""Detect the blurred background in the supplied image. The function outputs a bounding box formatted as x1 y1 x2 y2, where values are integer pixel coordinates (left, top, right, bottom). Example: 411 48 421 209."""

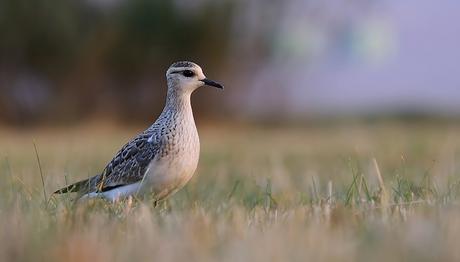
0 0 459 126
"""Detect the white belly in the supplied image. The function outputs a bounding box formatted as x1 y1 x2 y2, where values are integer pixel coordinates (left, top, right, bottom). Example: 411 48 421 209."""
142 150 199 200
80 182 142 202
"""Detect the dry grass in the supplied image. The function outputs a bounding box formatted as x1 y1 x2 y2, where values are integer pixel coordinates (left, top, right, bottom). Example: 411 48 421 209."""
1 121 460 261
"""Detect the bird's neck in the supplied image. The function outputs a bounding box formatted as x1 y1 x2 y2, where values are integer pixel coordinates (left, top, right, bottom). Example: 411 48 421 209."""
162 88 194 120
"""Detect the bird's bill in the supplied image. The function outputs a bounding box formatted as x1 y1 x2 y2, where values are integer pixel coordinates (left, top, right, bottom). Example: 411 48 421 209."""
201 78 224 89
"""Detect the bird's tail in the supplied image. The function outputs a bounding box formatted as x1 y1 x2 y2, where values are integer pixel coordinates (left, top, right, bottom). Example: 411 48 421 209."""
53 179 91 194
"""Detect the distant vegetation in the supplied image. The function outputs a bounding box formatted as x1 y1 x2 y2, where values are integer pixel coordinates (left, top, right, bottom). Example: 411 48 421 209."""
0 0 381 126
0 0 237 125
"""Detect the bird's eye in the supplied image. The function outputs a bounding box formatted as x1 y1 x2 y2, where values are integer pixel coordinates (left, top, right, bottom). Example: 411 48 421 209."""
182 70 195 77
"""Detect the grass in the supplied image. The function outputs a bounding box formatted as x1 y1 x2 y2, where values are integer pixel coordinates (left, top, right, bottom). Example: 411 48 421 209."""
1 121 460 261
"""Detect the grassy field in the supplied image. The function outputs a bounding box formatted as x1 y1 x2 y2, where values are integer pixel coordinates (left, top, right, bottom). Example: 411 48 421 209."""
1 121 460 261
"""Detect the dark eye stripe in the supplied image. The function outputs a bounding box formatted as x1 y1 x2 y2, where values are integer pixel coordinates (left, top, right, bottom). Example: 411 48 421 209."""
169 70 195 76
182 70 195 77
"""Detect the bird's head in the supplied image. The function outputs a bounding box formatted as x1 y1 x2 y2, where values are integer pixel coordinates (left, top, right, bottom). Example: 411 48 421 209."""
166 61 224 94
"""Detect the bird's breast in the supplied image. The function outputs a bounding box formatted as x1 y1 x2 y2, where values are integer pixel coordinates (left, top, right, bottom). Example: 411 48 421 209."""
143 120 200 199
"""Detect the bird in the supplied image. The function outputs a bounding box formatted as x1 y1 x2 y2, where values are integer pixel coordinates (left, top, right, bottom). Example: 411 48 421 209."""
53 61 224 203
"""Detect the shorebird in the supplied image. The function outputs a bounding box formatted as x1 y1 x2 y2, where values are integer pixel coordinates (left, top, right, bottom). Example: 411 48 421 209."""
54 61 223 203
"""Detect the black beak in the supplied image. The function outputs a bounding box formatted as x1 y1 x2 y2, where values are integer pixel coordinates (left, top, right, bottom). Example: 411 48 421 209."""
201 78 224 90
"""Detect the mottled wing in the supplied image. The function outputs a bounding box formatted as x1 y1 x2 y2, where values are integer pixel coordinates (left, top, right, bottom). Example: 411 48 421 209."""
91 128 162 193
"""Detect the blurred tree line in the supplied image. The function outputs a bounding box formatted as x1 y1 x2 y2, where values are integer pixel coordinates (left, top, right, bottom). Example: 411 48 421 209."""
0 0 376 126
0 0 240 126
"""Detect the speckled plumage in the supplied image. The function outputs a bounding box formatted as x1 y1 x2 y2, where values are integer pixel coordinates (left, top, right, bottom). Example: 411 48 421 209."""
54 61 223 202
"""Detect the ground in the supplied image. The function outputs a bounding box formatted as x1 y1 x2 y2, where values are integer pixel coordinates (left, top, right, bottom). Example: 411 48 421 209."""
1 120 460 261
